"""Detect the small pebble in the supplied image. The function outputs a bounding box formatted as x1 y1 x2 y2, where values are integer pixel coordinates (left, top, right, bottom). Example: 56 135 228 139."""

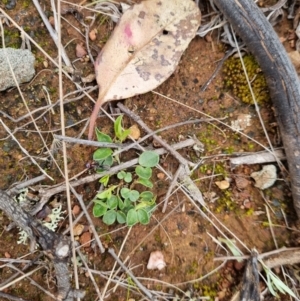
0 48 35 91
49 16 55 26
235 177 250 189
129 124 140 139
80 232 92 248
147 251 166 270
152 139 162 148
89 28 97 41
149 108 157 114
220 279 231 289
157 172 165 180
73 224 85 236
205 34 212 42
217 290 226 300
72 205 81 215
243 199 252 209
215 180 230 190
76 43 87 58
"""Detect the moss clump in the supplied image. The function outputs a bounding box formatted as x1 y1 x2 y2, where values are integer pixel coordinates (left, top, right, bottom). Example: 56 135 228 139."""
201 284 217 299
198 162 227 178
223 55 270 104
22 0 31 8
215 190 237 213
2 28 21 48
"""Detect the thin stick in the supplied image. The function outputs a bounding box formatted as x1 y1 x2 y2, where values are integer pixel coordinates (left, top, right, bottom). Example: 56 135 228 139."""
0 119 53 181
118 103 192 170
0 292 30 301
56 0 80 295
32 0 71 66
101 227 133 299
113 117 219 157
108 248 154 301
0 22 67 179
0 252 41 283
232 28 276 158
54 134 138 149
84 21 95 64
0 86 96 124
118 104 207 209
0 8 97 108
230 149 285 167
8 175 47 194
151 90 284 162
162 164 184 213
6 264 57 299
31 139 195 215
76 248 103 300
200 48 235 92
0 266 43 291
69 186 105 253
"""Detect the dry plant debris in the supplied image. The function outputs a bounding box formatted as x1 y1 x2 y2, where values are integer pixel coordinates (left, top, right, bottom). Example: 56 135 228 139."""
1 0 300 300
251 164 277 190
88 0 201 138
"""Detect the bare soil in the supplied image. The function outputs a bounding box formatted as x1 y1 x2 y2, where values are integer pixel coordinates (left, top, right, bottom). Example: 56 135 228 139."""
0 1 299 300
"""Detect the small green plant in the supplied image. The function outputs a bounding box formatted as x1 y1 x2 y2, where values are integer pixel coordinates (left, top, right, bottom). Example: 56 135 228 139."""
92 115 159 227
92 115 131 171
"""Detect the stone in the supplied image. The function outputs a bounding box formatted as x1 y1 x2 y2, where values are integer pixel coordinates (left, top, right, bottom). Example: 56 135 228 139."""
147 250 166 270
0 48 35 91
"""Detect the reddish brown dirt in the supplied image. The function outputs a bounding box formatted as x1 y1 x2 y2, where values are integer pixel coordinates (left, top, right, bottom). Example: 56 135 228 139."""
0 0 299 300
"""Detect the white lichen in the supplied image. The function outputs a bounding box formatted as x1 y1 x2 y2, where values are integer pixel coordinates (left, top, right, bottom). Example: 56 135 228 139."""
14 189 65 245
43 205 65 231
231 114 251 131
17 229 30 245
14 188 28 203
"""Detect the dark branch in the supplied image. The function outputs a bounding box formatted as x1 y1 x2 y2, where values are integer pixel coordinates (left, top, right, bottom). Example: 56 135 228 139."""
0 190 84 300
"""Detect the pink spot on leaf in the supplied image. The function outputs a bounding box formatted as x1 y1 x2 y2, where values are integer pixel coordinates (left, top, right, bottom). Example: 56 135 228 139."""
124 24 132 39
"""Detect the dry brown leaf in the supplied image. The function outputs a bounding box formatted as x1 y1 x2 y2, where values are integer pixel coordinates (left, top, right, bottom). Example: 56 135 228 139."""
88 0 201 139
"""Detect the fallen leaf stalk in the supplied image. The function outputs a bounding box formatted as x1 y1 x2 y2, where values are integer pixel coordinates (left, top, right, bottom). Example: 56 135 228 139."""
88 0 201 139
